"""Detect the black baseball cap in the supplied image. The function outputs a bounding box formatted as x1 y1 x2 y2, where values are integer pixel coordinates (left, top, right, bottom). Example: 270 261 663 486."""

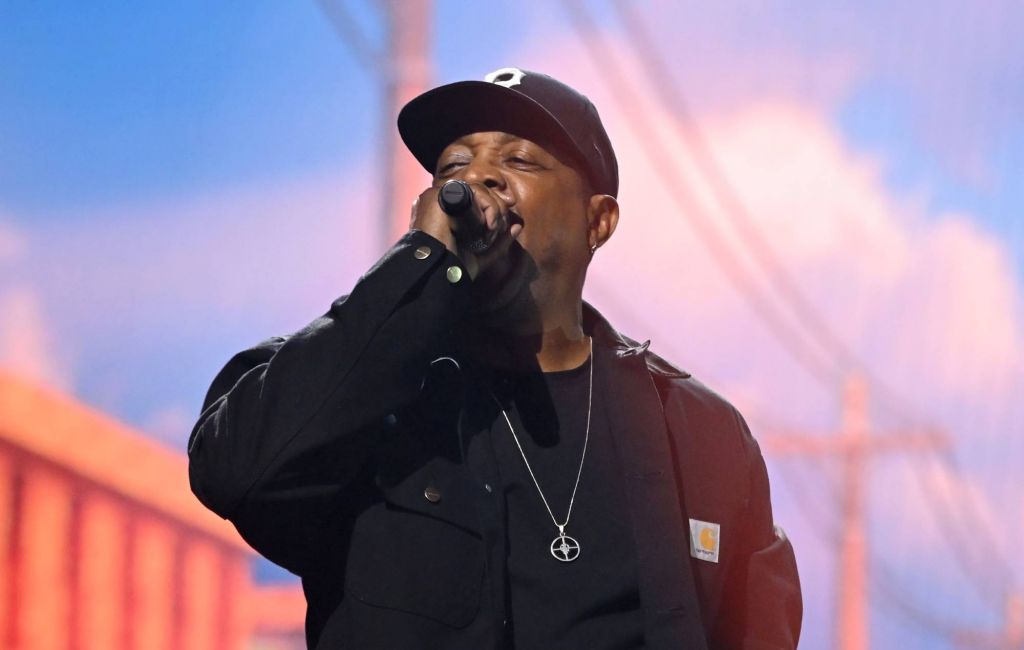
398 67 619 197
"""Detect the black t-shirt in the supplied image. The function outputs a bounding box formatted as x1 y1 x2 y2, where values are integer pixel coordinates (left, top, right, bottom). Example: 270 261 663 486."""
489 355 645 649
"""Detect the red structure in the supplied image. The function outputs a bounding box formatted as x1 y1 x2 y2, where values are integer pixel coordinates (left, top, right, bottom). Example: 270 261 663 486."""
762 374 948 649
383 0 433 245
0 371 305 650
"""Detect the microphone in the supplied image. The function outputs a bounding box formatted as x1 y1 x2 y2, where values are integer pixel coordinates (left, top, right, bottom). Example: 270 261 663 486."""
438 179 473 214
437 180 491 253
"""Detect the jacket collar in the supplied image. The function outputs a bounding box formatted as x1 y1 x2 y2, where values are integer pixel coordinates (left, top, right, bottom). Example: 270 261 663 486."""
583 301 691 379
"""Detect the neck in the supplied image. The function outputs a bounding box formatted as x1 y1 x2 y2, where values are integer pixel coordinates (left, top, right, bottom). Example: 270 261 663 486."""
469 304 592 373
533 326 592 372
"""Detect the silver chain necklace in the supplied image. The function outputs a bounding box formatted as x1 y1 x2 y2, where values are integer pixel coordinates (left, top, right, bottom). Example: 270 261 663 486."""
491 338 593 562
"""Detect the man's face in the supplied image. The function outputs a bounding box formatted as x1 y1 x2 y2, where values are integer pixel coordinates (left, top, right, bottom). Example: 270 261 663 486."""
433 131 593 322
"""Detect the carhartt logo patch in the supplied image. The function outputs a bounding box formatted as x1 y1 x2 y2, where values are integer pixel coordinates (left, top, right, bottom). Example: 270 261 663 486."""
689 518 721 563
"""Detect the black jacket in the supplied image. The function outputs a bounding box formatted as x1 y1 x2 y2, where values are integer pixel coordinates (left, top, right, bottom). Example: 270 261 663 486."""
188 230 802 649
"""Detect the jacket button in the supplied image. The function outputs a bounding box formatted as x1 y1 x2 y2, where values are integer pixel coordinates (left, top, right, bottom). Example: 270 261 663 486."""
423 486 442 503
446 265 463 283
414 245 432 260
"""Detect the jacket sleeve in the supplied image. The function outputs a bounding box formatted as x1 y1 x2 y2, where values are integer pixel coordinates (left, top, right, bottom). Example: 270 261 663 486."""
728 409 803 649
187 230 472 575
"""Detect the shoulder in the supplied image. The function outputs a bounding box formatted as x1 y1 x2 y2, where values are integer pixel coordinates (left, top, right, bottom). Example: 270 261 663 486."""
641 346 770 536
642 346 759 461
585 304 754 446
643 348 741 422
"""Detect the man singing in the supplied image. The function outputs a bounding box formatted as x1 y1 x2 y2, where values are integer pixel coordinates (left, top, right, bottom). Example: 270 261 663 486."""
188 67 802 649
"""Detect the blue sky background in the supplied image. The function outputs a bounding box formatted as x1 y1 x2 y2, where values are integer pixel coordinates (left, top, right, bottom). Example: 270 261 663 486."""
2 2 1021 648
0 3 368 214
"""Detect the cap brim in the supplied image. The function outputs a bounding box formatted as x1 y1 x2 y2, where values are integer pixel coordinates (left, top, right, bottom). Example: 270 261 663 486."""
398 80 581 177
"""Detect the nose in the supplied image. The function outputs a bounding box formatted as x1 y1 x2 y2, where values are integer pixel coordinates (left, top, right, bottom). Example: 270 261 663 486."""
461 156 506 191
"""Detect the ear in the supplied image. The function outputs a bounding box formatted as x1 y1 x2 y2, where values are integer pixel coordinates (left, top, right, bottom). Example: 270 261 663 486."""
586 194 619 253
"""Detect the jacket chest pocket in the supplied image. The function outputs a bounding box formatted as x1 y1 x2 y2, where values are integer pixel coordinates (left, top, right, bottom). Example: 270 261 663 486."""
345 500 485 628
345 459 487 629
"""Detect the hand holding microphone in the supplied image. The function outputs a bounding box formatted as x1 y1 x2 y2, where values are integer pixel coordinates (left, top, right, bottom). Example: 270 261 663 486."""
409 178 519 281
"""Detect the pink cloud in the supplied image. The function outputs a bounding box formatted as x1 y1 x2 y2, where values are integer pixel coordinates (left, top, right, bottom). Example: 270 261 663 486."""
0 286 71 392
0 220 72 391
0 167 396 440
0 219 27 264
869 457 1022 617
24 167 383 337
576 97 1023 425
610 0 1023 185
878 458 1012 564
587 1 864 115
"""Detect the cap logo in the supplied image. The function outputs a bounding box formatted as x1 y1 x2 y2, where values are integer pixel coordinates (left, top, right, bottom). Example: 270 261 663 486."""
484 67 525 89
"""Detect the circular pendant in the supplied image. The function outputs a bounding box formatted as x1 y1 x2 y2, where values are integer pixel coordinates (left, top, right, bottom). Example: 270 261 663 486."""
550 534 581 562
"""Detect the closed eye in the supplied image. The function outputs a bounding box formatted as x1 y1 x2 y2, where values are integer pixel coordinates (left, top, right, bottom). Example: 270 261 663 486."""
506 156 538 168
437 161 466 175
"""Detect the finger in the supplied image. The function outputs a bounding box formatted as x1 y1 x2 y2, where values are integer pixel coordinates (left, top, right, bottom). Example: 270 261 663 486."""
470 183 514 232
475 216 518 261
464 184 495 231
